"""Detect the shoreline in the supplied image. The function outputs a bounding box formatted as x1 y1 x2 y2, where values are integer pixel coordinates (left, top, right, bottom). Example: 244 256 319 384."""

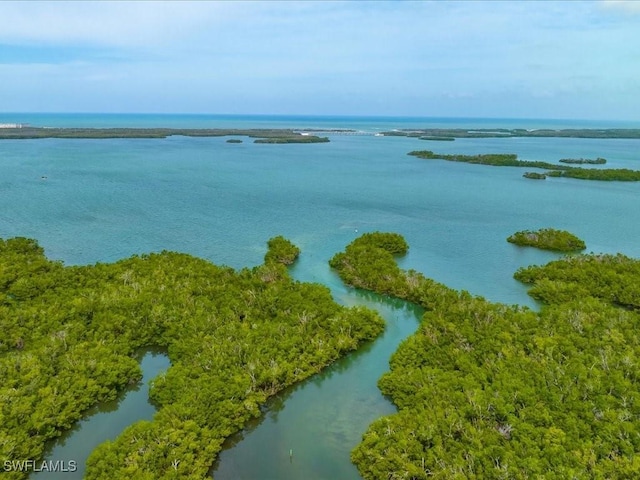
0 126 330 143
3 125 640 141
383 127 640 139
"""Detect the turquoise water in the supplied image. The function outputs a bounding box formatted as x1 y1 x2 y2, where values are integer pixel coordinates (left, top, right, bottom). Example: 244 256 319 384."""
2 114 640 478
2 112 640 130
211 296 423 480
31 351 170 479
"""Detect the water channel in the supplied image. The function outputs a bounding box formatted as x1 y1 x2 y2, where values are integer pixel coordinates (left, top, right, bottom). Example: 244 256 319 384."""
32 350 170 479
8 116 639 478
34 285 422 479
211 291 423 479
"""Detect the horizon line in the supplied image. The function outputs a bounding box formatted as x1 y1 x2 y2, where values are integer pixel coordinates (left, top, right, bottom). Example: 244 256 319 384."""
1 111 638 123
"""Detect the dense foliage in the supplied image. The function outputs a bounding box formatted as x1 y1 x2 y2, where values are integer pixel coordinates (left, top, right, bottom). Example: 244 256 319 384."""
507 228 586 252
409 150 640 182
0 236 384 479
253 136 329 143
514 253 640 310
523 172 546 180
559 157 607 164
264 235 301 265
418 136 455 141
383 128 640 139
546 168 640 181
0 127 329 143
408 151 541 167
329 232 410 296
331 233 640 479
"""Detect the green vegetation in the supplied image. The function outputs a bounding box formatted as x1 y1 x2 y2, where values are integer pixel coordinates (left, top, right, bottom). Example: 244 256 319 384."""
329 232 410 296
546 168 640 181
507 228 586 252
409 150 640 182
382 128 640 139
419 136 456 141
297 128 357 134
514 253 640 310
409 150 535 167
264 235 301 265
523 172 546 180
559 157 606 164
0 236 383 479
330 232 640 479
0 127 330 143
225 139 243 144
409 150 564 170
253 135 329 144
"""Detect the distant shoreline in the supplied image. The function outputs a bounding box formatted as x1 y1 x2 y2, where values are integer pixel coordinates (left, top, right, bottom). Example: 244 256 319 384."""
0 126 330 143
3 125 640 141
382 128 640 139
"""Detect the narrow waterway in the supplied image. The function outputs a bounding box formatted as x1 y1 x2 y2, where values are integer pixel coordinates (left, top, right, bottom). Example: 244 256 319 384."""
211 289 423 480
31 350 170 479
4 116 638 479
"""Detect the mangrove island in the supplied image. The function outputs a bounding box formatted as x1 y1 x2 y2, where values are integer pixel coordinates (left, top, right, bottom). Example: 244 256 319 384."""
507 228 587 252
408 150 640 182
0 236 383 480
0 126 330 144
382 128 640 140
330 231 640 479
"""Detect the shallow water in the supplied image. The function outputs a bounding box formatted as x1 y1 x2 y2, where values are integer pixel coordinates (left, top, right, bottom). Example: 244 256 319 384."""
31 350 170 479
211 294 423 480
2 114 639 478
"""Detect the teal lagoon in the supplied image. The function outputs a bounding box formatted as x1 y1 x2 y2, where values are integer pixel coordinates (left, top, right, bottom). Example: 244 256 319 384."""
32 351 170 479
1 115 639 478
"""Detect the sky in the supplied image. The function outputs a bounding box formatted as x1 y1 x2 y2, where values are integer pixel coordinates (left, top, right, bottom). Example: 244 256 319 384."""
0 0 639 120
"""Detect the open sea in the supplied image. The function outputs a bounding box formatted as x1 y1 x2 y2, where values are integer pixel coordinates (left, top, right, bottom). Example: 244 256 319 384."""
2 113 640 479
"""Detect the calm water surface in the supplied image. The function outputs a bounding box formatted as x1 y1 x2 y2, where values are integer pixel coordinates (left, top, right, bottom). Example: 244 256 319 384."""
211 295 424 480
31 351 170 479
2 115 639 479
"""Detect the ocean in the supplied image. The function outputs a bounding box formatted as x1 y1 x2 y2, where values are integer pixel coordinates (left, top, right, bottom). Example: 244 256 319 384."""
2 112 640 130
2 113 639 479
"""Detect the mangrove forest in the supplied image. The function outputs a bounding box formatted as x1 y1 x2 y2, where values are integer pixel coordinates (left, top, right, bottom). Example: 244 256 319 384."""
382 128 640 140
559 158 607 165
0 127 329 144
409 150 640 182
0 236 383 479
330 232 640 479
507 228 586 252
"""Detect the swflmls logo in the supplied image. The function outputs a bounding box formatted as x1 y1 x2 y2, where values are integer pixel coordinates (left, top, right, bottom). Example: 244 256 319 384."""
3 460 78 472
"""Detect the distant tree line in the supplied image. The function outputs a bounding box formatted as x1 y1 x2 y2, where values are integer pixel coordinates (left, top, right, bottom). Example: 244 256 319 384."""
0 127 330 143
409 150 640 182
559 157 606 165
382 128 640 139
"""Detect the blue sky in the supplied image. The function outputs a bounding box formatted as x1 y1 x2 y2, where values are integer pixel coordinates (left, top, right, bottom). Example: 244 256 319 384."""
0 0 638 120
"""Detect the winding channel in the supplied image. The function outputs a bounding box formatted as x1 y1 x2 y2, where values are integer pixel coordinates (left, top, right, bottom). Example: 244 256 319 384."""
33 350 170 479
35 290 421 479
211 290 423 479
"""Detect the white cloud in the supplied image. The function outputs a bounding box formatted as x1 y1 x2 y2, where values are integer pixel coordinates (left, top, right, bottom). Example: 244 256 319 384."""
0 1 239 48
0 1 638 118
601 0 640 14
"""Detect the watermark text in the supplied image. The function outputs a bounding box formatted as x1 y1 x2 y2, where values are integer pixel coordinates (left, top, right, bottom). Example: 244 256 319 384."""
3 460 77 473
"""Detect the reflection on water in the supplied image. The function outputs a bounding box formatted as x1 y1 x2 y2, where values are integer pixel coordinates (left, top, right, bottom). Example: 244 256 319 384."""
211 293 423 480
31 349 170 479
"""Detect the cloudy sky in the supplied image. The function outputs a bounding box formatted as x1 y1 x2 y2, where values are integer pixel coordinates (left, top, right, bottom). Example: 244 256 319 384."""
0 1 638 120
